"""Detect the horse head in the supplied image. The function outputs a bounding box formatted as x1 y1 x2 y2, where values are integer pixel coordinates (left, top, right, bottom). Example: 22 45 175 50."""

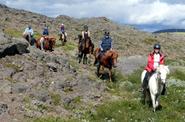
106 50 118 68
156 65 170 84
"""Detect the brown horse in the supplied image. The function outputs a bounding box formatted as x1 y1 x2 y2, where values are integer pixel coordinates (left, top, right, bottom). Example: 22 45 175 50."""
94 48 118 82
78 34 94 64
35 36 56 51
59 32 67 46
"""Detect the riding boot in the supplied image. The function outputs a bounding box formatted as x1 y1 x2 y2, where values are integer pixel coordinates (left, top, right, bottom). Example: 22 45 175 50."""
142 71 150 92
95 51 103 66
161 84 166 95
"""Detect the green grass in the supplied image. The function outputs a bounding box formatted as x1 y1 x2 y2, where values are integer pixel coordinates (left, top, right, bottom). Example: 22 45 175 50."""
85 85 185 122
50 93 61 106
4 28 22 38
170 69 185 81
143 38 158 45
29 67 185 122
33 117 79 122
63 42 76 51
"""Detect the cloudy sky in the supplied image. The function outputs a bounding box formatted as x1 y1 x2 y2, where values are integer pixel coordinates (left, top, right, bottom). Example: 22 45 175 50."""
1 0 185 32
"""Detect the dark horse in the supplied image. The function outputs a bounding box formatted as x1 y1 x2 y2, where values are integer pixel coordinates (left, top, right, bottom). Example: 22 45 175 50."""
23 33 35 46
78 34 94 64
59 32 67 46
35 36 56 51
94 48 118 82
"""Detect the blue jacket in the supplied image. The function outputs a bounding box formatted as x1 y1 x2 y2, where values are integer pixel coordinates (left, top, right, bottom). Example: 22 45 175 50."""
43 28 49 35
100 36 112 52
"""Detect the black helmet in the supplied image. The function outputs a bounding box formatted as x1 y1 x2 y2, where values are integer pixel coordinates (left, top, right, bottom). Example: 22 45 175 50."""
153 43 161 49
84 25 88 30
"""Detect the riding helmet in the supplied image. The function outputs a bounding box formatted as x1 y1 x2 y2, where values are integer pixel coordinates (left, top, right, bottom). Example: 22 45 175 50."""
84 25 88 30
153 43 161 49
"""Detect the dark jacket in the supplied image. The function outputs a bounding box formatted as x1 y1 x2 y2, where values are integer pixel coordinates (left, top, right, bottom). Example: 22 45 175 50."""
42 28 49 36
100 36 112 52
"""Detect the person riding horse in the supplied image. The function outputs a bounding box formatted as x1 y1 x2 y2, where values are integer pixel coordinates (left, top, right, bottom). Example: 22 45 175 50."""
142 43 166 96
78 25 92 55
59 23 67 45
95 30 113 66
23 25 35 45
39 25 49 50
82 25 90 40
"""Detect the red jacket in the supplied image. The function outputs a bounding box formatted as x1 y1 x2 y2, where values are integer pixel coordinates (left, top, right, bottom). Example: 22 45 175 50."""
145 52 165 72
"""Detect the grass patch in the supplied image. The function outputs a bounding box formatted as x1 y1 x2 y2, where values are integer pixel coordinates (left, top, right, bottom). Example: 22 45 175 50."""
143 38 158 45
34 31 42 39
170 69 185 81
37 104 48 111
63 42 76 51
86 85 185 122
33 117 79 122
127 68 143 84
4 28 22 38
64 96 82 110
50 93 61 106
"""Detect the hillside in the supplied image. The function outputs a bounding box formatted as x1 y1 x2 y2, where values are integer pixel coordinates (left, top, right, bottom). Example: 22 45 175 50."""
0 4 185 122
153 29 185 33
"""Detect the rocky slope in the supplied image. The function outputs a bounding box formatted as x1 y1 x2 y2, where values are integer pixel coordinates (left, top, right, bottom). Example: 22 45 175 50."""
0 4 185 122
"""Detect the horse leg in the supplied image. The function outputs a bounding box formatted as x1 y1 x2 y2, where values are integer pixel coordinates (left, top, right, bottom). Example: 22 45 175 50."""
151 93 156 112
82 53 88 64
109 68 112 82
96 64 101 77
79 53 82 63
142 89 147 105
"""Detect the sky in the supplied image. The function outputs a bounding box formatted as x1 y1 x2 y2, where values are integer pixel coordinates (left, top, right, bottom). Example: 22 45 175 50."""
1 0 185 32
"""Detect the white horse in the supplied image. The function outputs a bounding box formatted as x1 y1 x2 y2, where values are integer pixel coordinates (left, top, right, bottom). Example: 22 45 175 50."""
141 65 170 112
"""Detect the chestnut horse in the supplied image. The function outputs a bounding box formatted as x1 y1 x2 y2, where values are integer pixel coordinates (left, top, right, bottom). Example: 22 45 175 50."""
94 48 118 82
35 36 56 51
78 35 94 64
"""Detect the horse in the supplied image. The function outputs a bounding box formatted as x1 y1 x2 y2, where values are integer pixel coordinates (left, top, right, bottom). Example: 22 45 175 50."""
23 33 35 46
35 36 56 51
59 32 67 46
141 65 170 112
94 48 118 82
78 35 94 64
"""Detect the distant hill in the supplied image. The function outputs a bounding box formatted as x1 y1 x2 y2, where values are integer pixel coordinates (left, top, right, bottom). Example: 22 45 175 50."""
153 29 185 33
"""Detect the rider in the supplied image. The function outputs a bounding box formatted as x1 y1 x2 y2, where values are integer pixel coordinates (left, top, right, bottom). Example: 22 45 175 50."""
40 25 49 50
142 43 166 95
78 25 91 56
42 25 49 36
60 23 66 39
95 29 113 66
23 25 34 44
82 25 90 40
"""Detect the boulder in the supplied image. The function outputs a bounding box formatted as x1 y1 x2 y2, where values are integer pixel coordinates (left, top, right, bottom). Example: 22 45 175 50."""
0 31 29 58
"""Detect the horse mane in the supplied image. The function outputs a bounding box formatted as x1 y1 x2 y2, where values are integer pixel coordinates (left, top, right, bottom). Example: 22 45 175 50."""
157 65 170 75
